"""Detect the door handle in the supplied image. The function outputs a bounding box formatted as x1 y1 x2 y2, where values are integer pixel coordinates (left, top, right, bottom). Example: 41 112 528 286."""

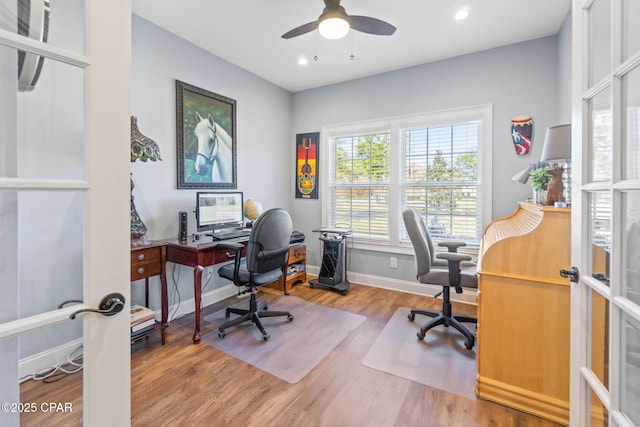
69 293 126 319
560 266 580 283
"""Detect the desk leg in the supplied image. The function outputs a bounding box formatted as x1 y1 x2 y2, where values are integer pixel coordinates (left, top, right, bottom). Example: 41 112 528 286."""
193 265 204 344
160 272 168 345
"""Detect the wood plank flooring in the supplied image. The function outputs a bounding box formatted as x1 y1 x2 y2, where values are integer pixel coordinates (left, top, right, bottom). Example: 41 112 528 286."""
20 282 563 426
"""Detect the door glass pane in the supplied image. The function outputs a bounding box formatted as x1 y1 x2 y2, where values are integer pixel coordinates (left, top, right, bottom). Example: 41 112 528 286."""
622 191 640 306
623 0 640 61
589 0 611 85
591 288 610 390
1 191 84 321
621 312 640 424
590 87 613 183
590 192 612 285
589 387 609 427
0 0 84 54
622 65 640 181
0 45 85 180
18 322 83 425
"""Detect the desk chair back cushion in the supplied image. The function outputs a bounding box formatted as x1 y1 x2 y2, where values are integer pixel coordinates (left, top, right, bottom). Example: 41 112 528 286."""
403 208 477 289
245 208 293 276
403 208 435 279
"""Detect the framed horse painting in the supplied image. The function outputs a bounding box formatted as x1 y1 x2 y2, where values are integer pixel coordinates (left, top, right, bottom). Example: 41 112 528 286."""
176 80 237 189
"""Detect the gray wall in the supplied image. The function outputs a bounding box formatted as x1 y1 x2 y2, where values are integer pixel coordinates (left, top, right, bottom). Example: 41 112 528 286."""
290 35 564 278
130 16 293 310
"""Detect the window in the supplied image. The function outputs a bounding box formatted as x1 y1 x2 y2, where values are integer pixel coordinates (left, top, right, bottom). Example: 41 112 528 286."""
322 105 492 251
332 132 391 238
403 123 480 242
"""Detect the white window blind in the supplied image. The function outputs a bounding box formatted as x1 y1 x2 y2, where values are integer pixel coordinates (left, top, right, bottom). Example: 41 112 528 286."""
330 133 391 238
402 123 481 243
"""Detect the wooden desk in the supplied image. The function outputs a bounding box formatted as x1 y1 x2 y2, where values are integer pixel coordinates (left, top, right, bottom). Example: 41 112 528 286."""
165 237 248 344
476 202 571 425
131 242 168 344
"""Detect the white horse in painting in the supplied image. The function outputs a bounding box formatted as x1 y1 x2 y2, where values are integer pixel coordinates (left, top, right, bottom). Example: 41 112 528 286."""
193 111 233 182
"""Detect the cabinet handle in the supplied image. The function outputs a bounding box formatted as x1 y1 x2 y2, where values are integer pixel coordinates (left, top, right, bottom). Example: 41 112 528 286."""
138 267 145 274
138 253 145 260
225 252 235 258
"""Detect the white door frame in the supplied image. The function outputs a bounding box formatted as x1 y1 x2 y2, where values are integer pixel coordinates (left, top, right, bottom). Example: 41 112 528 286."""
0 1 131 425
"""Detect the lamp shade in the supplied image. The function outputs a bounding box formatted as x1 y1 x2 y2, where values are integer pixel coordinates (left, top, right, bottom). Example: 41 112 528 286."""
243 199 264 221
540 124 571 162
512 168 531 184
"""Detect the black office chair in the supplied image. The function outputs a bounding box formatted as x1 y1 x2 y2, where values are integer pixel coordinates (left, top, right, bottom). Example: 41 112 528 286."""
402 208 478 350
216 208 294 341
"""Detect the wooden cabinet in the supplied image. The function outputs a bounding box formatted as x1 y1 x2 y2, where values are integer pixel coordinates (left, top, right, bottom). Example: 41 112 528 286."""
286 243 307 293
476 202 571 425
131 242 168 344
265 243 307 295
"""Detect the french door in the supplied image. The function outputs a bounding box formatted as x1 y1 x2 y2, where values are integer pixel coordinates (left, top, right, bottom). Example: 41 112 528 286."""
0 1 131 425
570 0 640 426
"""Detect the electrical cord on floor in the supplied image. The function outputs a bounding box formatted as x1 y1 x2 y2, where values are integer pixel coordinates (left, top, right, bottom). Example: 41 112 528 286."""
20 345 83 384
169 263 182 321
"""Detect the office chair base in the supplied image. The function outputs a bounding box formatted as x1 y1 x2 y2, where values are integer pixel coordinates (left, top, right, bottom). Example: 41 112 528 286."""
408 309 477 350
218 298 293 341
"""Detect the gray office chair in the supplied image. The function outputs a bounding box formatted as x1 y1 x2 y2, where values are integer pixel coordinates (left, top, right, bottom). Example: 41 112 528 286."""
402 208 478 350
216 208 294 341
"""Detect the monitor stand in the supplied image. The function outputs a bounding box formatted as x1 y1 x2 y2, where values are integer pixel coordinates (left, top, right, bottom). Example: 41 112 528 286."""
309 228 352 296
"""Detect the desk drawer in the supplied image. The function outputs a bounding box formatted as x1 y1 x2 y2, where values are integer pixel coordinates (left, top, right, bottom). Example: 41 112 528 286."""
289 245 305 263
214 246 246 264
131 261 162 281
131 246 162 264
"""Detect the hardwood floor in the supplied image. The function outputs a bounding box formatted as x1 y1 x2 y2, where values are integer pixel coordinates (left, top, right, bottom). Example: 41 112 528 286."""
20 282 563 426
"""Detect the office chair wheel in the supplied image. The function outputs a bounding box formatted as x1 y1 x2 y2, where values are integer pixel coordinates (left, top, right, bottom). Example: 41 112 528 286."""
287 314 294 322
262 332 270 341
465 339 474 350
341 291 347 296
417 331 425 340
218 329 227 339
407 312 415 321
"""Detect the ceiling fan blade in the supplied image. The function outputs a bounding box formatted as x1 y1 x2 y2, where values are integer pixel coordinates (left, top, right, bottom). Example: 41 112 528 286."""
281 21 318 39
348 16 396 36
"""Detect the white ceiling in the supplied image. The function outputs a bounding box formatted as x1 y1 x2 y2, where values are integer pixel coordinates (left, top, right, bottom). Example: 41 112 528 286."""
132 0 571 93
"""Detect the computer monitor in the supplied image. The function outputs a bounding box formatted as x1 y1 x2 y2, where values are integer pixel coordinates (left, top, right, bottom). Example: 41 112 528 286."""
195 191 244 233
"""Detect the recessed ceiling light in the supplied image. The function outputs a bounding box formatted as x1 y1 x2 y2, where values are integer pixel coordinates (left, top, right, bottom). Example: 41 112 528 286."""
455 8 469 20
298 57 308 66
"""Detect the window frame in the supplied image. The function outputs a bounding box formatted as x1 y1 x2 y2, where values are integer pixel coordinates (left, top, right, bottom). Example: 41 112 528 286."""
320 104 493 254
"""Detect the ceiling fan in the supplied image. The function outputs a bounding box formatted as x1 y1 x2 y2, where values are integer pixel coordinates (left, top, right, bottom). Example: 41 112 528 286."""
281 0 396 40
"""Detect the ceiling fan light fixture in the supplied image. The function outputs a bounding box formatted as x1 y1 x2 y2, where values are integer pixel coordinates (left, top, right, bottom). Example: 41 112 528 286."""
318 15 350 39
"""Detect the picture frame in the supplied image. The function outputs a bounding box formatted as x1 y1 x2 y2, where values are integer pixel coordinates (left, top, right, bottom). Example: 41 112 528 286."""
176 80 237 189
295 132 319 199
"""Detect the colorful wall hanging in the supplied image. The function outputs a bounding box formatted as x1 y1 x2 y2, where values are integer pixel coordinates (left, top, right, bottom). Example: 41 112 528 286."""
511 115 533 155
295 132 319 199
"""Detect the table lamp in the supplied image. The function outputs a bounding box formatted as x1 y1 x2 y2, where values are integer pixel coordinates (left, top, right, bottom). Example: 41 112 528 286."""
131 116 162 247
540 124 571 204
243 199 263 228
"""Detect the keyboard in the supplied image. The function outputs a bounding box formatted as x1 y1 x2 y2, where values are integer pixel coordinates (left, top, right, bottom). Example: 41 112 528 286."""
209 229 251 241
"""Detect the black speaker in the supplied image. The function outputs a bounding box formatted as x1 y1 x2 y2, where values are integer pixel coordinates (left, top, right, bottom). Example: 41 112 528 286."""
179 211 188 242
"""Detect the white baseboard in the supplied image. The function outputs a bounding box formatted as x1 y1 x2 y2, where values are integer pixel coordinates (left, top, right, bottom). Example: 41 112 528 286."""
306 265 478 305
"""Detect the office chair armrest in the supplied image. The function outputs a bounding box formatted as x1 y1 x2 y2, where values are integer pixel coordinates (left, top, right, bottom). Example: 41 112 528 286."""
216 242 244 287
437 241 467 252
435 252 472 262
216 241 244 251
436 252 471 294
